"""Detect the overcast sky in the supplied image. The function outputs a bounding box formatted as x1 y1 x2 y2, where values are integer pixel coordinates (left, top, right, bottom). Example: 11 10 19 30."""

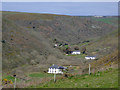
2 2 118 16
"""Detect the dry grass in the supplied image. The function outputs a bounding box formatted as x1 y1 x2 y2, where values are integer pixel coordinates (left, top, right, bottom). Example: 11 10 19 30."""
90 50 118 71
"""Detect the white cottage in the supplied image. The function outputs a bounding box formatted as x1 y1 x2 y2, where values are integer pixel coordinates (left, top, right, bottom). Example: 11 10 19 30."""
54 44 58 47
85 56 96 60
71 51 80 55
48 64 64 74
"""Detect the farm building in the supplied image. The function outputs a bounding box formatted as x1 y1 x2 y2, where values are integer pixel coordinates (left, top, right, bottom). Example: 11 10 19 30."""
48 64 65 74
85 56 96 60
71 51 80 55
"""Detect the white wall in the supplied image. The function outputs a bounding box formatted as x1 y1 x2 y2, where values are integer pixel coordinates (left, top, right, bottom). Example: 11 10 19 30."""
48 68 63 74
85 57 96 60
72 52 80 55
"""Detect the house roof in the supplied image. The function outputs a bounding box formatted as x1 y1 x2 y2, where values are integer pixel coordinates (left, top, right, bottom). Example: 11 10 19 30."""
49 65 59 69
85 56 96 57
72 51 80 52
49 65 65 69
58 66 65 69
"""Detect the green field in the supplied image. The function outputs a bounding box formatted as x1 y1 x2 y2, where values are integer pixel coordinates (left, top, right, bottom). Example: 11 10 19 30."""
29 68 118 88
93 18 118 25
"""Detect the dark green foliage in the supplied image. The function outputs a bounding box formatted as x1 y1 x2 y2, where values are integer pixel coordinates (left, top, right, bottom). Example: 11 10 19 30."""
81 47 86 54
1 40 6 43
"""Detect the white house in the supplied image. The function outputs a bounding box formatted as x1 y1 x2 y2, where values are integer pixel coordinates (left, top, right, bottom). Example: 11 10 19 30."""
85 56 96 60
71 51 80 55
54 44 58 47
48 64 65 74
94 16 103 18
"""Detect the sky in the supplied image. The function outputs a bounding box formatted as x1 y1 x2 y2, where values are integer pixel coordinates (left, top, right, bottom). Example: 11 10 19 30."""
2 2 118 16
1 0 120 2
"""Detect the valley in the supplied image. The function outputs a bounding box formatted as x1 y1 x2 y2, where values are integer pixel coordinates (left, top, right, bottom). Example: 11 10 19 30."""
2 11 118 88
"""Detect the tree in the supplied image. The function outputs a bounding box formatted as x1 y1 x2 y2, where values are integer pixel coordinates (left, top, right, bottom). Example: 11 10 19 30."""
63 46 71 54
54 38 57 41
74 46 79 50
66 47 72 54
82 47 86 54
65 45 68 49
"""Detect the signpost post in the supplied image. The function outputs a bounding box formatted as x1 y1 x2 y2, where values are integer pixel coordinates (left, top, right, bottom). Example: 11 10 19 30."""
54 72 56 82
13 74 16 90
89 64 91 75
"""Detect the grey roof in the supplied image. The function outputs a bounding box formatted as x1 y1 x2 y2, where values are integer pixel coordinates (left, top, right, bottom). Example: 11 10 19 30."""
58 66 65 69
49 65 65 69
72 51 80 52
49 65 59 69
85 56 96 57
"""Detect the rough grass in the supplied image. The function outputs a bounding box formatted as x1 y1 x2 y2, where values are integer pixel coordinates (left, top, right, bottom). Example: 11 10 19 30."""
90 50 118 68
29 73 53 78
67 54 86 59
31 68 118 88
3 11 71 21
3 75 20 82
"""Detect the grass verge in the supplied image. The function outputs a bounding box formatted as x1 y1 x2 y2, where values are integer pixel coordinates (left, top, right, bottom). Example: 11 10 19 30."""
29 68 118 88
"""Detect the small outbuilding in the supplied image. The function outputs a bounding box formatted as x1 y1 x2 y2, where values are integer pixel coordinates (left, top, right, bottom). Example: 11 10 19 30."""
48 64 65 74
71 51 80 55
54 44 58 48
85 56 96 60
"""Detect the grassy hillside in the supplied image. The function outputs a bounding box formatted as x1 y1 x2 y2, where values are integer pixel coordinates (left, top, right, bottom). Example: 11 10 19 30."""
30 68 118 88
90 50 118 69
2 11 118 79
